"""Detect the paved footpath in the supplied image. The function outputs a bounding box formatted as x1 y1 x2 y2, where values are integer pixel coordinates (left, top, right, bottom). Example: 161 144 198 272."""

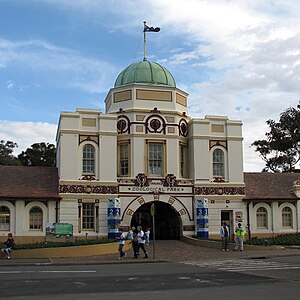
1 240 300 267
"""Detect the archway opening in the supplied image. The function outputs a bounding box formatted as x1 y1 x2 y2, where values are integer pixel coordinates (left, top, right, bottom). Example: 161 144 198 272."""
131 202 181 240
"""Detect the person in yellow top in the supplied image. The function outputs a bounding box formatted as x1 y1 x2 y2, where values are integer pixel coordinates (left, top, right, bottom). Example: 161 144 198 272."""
233 223 245 251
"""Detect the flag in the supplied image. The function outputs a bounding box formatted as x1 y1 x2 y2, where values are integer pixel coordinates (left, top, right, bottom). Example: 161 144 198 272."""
143 22 160 32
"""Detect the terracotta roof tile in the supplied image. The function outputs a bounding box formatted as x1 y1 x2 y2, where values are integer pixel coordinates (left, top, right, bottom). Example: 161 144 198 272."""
244 172 300 201
0 166 60 199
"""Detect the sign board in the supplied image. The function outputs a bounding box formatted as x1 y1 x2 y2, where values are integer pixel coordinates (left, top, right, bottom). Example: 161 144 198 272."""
195 198 209 239
46 223 73 236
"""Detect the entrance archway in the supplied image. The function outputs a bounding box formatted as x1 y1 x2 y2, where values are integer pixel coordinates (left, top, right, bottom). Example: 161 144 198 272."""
131 202 181 240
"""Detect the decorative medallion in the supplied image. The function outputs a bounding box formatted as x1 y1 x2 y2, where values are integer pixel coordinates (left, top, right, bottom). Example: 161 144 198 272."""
117 115 130 134
163 174 178 187
80 175 96 181
145 115 166 134
179 118 188 137
134 173 149 187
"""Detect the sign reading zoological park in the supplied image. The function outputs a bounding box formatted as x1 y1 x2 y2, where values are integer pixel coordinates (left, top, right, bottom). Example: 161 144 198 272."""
119 173 193 194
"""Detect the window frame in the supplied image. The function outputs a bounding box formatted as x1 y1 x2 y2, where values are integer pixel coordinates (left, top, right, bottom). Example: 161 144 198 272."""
29 207 43 230
82 144 96 175
117 140 131 177
179 142 187 178
146 140 166 177
82 202 95 231
282 206 293 228
0 206 10 231
212 148 225 178
256 207 268 229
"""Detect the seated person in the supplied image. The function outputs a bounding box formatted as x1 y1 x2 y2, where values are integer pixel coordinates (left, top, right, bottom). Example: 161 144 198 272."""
1 233 14 259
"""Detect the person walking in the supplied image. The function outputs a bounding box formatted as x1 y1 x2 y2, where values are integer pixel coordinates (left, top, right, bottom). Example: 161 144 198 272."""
144 228 150 246
220 222 230 251
117 228 126 260
234 223 245 251
137 226 148 258
1 233 14 259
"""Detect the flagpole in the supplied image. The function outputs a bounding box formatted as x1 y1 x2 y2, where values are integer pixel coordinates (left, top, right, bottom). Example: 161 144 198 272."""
143 21 147 61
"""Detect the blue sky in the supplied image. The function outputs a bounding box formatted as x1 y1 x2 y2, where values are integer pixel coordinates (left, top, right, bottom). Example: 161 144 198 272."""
1 0 300 171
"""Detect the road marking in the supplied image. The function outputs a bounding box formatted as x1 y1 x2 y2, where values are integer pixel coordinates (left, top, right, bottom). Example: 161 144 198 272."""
0 270 96 274
182 260 300 273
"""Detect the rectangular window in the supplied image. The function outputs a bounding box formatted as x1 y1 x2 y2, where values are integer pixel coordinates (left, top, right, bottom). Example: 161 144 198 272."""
180 144 187 178
148 143 164 176
119 143 129 176
83 145 95 174
0 212 10 231
82 203 95 230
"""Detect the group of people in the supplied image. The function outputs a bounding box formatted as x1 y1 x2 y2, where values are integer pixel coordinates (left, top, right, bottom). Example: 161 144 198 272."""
1 233 14 259
220 222 245 252
117 226 150 260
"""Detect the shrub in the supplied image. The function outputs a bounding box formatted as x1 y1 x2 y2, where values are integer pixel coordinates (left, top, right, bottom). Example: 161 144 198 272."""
247 233 300 246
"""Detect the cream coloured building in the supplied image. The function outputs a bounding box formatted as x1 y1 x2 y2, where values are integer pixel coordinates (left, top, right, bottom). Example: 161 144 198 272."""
1 60 299 243
56 60 246 240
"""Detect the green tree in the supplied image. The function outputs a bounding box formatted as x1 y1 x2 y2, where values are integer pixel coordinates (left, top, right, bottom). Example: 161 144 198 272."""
18 142 56 167
0 140 21 165
252 101 300 172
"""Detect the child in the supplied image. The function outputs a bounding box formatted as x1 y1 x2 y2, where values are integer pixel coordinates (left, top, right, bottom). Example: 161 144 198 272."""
145 228 150 245
1 233 14 259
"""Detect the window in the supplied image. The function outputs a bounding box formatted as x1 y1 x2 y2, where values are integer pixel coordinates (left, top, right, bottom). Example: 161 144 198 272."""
119 143 129 176
256 207 267 228
148 143 164 176
213 149 224 177
282 207 292 227
82 203 95 230
83 144 95 174
29 207 43 230
180 144 187 177
0 206 10 231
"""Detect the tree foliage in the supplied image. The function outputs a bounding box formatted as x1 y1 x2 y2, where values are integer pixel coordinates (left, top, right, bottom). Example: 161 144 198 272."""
18 142 56 167
0 140 21 165
252 101 300 172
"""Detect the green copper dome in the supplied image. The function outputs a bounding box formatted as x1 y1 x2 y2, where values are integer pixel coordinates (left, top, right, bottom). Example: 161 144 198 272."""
114 60 176 88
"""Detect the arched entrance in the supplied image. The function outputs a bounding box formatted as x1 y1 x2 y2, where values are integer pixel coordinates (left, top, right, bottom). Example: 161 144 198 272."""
131 202 181 240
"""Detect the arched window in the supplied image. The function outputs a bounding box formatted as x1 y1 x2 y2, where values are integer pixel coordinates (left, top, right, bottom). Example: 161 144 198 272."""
256 207 268 228
282 207 292 227
29 207 43 230
0 206 10 231
213 149 224 177
83 144 95 174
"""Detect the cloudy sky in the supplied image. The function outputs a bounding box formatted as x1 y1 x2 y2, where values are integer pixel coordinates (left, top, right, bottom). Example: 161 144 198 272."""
1 0 299 171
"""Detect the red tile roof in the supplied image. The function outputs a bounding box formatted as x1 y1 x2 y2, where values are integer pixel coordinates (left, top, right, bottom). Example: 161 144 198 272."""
244 172 300 201
0 166 60 200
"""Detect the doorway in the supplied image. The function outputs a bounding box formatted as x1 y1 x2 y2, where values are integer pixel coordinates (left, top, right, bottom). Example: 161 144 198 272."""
221 210 234 241
131 202 181 240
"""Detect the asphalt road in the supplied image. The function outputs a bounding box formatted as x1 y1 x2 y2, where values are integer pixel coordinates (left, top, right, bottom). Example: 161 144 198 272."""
1 256 300 299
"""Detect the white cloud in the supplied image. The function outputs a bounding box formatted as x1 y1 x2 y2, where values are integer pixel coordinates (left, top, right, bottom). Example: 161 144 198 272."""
0 120 57 155
0 38 118 94
6 80 14 89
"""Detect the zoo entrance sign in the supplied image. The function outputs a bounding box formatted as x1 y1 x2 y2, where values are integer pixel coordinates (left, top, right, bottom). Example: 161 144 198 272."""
119 185 193 194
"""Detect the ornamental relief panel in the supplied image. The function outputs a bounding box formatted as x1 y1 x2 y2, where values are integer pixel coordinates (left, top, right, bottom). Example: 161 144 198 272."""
60 185 118 194
195 186 245 195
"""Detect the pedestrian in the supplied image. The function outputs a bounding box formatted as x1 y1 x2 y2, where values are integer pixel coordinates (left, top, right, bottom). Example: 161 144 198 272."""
117 228 126 260
126 226 135 241
145 227 150 245
220 222 230 251
131 233 139 258
233 223 245 251
1 233 14 259
137 226 148 258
